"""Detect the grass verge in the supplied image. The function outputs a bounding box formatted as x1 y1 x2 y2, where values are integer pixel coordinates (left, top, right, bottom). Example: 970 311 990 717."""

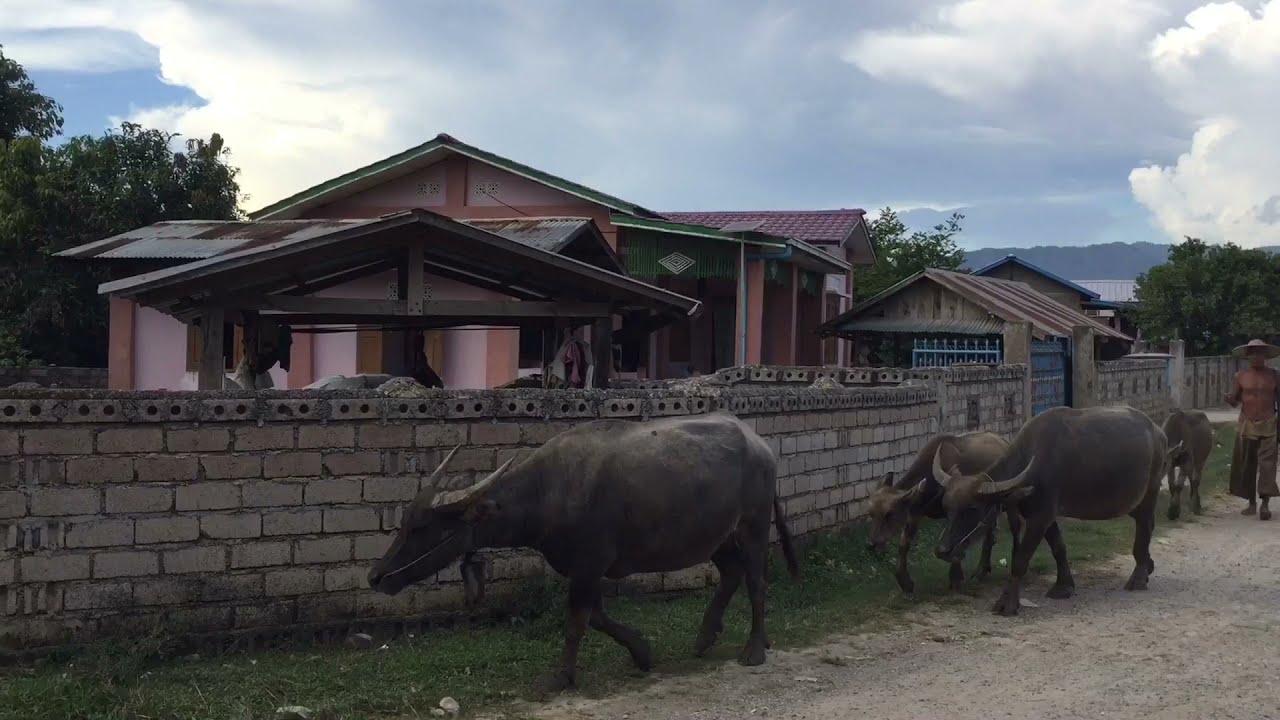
0 423 1237 720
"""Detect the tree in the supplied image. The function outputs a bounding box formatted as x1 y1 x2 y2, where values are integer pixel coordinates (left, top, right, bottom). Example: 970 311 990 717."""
0 44 63 142
855 207 966 301
1134 237 1280 355
0 49 242 367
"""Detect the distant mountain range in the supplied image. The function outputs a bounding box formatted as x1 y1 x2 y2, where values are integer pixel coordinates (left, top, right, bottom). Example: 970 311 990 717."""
960 242 1280 280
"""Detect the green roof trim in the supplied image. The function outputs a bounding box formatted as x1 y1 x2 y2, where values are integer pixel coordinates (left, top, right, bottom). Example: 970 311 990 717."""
609 213 787 248
250 133 664 221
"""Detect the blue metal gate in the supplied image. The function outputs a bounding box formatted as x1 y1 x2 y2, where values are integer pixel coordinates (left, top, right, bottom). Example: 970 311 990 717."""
911 337 1003 368
1030 338 1069 415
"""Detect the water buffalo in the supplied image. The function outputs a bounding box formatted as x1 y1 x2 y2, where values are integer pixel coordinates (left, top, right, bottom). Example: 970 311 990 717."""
932 405 1182 616
367 411 799 692
1162 408 1214 520
866 431 1023 593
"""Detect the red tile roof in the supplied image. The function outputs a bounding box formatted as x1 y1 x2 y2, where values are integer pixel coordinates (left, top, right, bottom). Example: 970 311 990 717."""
660 210 866 245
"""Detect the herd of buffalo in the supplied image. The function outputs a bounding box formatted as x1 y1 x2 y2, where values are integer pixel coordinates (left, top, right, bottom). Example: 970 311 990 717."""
366 404 1214 691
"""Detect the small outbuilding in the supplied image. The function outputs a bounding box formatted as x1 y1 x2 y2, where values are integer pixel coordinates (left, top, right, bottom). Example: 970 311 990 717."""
817 267 1133 415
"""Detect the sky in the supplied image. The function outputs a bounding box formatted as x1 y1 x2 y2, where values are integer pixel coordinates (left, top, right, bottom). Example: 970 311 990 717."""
2 0 1278 251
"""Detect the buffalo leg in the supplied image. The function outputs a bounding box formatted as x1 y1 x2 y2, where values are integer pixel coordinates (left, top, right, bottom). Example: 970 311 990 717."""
895 516 919 593
1167 467 1183 521
738 527 770 666
1190 467 1203 515
993 516 1049 616
540 577 597 693
694 545 745 656
591 598 652 671
1124 489 1159 591
1044 521 1075 599
977 508 1022 581
974 517 999 581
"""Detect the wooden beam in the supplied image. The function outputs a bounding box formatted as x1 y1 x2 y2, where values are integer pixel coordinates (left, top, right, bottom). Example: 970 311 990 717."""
215 295 612 319
198 307 225 390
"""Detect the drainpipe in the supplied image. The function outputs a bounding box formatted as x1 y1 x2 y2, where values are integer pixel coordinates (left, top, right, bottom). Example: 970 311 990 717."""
738 238 747 365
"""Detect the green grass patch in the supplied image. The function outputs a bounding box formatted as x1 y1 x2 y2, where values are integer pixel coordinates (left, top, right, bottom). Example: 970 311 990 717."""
0 423 1236 720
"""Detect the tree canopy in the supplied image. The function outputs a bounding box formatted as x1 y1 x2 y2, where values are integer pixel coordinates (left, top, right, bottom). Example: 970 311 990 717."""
855 207 966 301
0 46 243 367
1134 237 1280 356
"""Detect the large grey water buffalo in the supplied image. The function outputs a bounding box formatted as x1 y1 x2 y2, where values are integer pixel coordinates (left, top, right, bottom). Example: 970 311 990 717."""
1162 408 1215 520
367 411 799 692
932 405 1182 616
866 431 1023 593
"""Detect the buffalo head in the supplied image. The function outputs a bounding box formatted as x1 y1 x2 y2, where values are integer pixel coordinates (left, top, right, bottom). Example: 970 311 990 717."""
865 471 928 553
367 446 514 597
932 446 1035 563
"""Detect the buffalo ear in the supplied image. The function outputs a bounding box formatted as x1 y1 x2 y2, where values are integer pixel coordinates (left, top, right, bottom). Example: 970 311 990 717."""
462 499 499 524
902 478 928 503
880 470 896 489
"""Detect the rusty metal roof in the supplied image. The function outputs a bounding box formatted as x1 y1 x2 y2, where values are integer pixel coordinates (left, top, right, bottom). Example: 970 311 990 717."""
54 218 381 261
463 217 592 253
56 216 616 267
820 268 1131 342
89 209 700 327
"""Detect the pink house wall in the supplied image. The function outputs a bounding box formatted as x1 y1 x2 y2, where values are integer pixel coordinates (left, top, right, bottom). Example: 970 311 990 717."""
132 306 288 391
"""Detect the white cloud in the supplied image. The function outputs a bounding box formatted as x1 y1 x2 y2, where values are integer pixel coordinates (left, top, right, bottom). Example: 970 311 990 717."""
1129 1 1280 247
842 0 1170 100
0 0 849 213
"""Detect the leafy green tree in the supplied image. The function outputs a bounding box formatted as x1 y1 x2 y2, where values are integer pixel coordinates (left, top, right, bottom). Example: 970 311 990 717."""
0 47 243 367
855 207 966 301
0 44 62 142
1135 237 1280 355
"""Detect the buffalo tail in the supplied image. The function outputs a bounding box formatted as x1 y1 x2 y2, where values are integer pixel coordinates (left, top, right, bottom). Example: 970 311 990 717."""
772 497 800 581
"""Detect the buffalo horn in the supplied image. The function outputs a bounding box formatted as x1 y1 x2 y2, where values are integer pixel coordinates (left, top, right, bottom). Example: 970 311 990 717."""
430 457 516 510
979 455 1035 496
931 445 952 487
428 445 462 486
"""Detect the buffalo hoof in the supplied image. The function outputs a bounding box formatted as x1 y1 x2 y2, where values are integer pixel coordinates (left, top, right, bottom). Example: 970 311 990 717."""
973 566 992 581
738 643 767 667
1191 496 1203 515
1124 572 1149 592
693 633 718 657
1046 583 1075 600
1167 504 1181 522
894 573 915 594
1261 507 1272 521
991 590 1020 617
537 670 577 695
628 641 654 672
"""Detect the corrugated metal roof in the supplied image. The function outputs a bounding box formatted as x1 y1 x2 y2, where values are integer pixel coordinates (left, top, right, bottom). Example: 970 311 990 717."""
1075 280 1138 303
837 316 1005 335
57 216 607 263
461 217 592 254
55 218 379 261
820 267 1131 342
661 210 866 245
928 269 1131 341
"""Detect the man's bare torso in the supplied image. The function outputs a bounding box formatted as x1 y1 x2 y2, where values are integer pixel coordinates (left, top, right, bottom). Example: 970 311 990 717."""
1231 367 1279 422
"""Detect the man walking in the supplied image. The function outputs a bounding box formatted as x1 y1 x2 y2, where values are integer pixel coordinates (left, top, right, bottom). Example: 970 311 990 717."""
1225 338 1280 520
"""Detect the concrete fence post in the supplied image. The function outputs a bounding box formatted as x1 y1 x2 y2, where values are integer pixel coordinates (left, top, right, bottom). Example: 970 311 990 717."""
1002 321 1034 421
1071 325 1097 409
1169 339 1185 409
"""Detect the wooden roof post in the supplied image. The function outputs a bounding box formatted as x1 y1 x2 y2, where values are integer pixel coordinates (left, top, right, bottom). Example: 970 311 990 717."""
198 306 225 390
592 316 613 389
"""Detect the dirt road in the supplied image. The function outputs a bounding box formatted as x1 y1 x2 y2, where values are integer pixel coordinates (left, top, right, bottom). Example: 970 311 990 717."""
521 492 1280 720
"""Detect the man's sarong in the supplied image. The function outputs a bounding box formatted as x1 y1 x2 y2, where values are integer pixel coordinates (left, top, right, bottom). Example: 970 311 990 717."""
1229 416 1280 500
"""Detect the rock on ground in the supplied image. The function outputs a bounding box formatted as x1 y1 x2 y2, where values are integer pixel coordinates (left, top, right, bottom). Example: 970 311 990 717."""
514 492 1280 720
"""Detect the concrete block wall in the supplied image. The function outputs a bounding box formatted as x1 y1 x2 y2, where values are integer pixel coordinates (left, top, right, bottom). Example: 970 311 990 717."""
908 365 1027 440
1184 355 1243 409
0 374 982 652
1097 359 1172 421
